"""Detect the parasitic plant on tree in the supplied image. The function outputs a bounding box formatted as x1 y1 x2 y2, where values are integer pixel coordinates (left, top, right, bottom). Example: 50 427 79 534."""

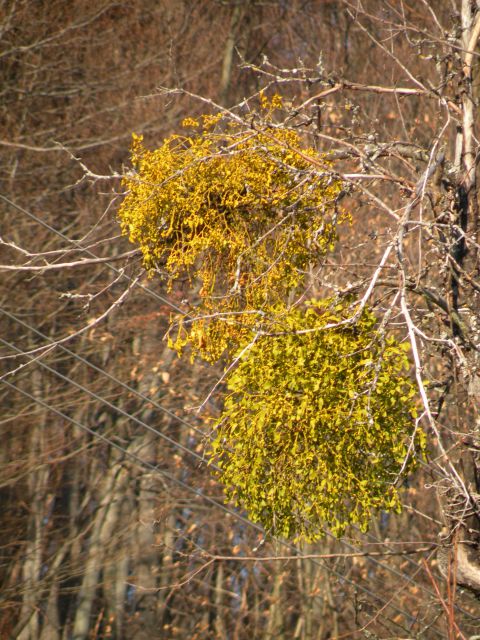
119 97 343 360
118 95 424 540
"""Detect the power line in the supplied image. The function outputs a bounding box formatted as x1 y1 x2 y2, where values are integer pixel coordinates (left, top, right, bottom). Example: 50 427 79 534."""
0 377 249 526
1 311 462 629
0 194 185 314
2 327 439 592
0 307 211 444
0 343 447 635
1 195 460 632
1 375 432 637
0 309 456 615
0 336 208 468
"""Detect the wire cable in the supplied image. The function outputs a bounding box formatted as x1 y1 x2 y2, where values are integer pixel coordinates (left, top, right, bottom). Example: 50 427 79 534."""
1 309 466 628
0 194 185 314
0 307 211 443
1 195 462 632
1 375 435 637
1 336 208 468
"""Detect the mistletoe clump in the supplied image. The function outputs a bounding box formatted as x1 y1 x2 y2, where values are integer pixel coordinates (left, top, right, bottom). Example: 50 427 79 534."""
118 105 344 361
118 102 423 541
210 300 424 541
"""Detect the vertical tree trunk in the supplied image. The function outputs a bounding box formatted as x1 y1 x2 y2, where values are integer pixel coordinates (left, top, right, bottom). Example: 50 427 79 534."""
220 3 244 105
72 459 129 640
39 581 60 640
439 0 480 596
265 569 284 639
131 433 160 639
213 561 227 638
16 371 50 640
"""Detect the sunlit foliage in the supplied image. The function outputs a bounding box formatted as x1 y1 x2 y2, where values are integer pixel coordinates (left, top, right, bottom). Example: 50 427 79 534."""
119 104 423 540
210 300 422 540
118 101 343 361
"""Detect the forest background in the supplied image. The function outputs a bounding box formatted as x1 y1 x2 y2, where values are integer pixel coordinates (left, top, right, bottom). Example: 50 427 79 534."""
2 1 480 638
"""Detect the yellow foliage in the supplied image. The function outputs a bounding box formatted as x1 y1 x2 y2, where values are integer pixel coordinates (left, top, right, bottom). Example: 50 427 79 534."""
118 108 423 541
209 300 423 540
119 113 344 361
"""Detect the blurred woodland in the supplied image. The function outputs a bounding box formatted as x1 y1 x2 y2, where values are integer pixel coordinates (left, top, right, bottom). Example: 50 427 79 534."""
2 1 480 638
